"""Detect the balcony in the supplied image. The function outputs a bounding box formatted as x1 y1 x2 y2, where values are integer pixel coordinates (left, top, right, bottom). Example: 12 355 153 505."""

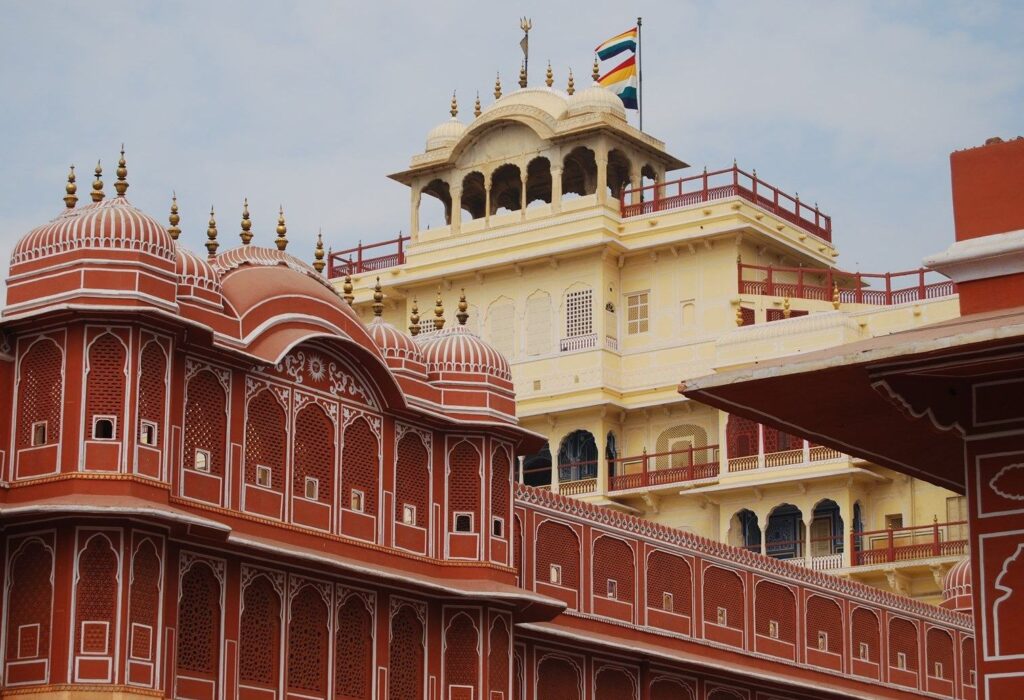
559 333 597 352
851 520 968 567
608 445 721 493
327 235 410 278
738 261 955 306
620 164 832 242
727 442 844 473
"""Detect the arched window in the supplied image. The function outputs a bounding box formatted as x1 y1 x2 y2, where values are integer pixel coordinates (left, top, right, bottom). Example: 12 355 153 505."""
562 147 596 199
239 576 281 690
461 172 486 220
490 164 523 214
525 291 552 356
137 341 167 448
287 585 329 696
5 539 53 673
246 389 287 491
558 430 597 481
525 157 552 207
74 535 120 663
655 424 709 469
485 297 515 360
647 551 691 616
86 333 126 442
594 665 636 700
593 537 635 604
389 604 424 700
183 370 227 477
766 504 804 560
490 446 511 540
755 580 796 645
537 655 582 700
443 613 479 693
342 417 378 515
703 566 743 631
335 594 373 699
128 539 162 671
17 339 63 449
729 509 761 551
726 415 759 459
535 521 580 597
488 616 511 698
606 149 632 199
448 442 481 533
176 562 222 683
522 443 551 488
294 404 336 504
420 178 452 228
807 595 843 655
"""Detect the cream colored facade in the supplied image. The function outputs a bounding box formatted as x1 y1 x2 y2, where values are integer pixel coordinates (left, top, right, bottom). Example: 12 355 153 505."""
332 83 965 603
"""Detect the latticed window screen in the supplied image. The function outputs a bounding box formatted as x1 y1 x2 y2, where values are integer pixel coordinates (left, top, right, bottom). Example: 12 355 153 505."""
176 564 221 678
486 300 515 360
288 586 328 694
851 608 880 663
704 567 743 630
239 577 280 687
565 289 593 338
926 629 954 679
525 293 552 356
388 605 424 700
488 617 510 698
651 678 690 700
17 340 63 448
443 614 479 690
74 536 119 656
626 292 649 334
755 581 795 642
7 539 53 661
246 390 286 490
138 342 167 448
342 418 379 515
86 334 126 440
593 537 635 603
806 596 843 654
535 521 580 592
395 433 429 528
962 637 975 685
537 656 582 700
490 448 511 537
183 371 227 476
646 551 692 615
129 541 161 662
294 405 335 502
594 667 635 700
448 442 480 529
889 617 919 670
335 596 373 699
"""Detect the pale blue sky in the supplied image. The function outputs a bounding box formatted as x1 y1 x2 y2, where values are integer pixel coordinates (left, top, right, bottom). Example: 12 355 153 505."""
1 1 1022 281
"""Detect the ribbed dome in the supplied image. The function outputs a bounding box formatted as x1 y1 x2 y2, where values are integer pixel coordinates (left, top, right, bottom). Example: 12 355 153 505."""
214 245 320 277
566 85 627 119
486 87 569 120
426 118 467 150
368 316 423 363
943 558 972 602
175 245 221 293
417 324 511 382
11 197 176 266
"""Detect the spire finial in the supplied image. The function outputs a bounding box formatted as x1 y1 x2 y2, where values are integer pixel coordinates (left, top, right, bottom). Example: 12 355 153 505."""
567 68 575 95
372 277 384 317
114 144 128 196
342 274 354 305
473 92 481 118
168 192 181 240
313 229 325 273
275 205 288 251
832 283 840 310
240 198 253 245
456 288 469 326
206 206 219 258
64 165 78 209
518 60 527 88
450 91 458 118
783 297 791 319
494 72 502 100
433 288 445 330
735 305 744 327
409 297 421 336
545 61 553 88
592 55 600 83
91 160 104 202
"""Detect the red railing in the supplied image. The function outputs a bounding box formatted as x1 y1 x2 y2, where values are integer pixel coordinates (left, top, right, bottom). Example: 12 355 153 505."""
608 445 721 492
327 235 410 278
851 520 968 566
738 262 955 305
620 165 832 242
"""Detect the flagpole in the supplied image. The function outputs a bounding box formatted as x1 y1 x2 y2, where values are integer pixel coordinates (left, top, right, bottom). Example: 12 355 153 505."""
637 16 643 132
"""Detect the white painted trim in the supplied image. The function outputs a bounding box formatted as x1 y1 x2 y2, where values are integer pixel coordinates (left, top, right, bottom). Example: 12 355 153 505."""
924 228 1024 282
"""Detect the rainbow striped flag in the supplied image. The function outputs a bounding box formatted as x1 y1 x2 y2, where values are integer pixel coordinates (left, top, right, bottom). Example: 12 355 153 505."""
598 55 638 110
595 27 637 61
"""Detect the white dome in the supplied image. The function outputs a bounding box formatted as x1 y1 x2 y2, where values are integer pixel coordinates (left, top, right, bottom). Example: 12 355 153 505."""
566 86 627 119
485 87 569 120
426 118 467 150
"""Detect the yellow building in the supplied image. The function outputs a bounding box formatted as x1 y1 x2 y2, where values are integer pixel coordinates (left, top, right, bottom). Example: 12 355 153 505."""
327 78 966 603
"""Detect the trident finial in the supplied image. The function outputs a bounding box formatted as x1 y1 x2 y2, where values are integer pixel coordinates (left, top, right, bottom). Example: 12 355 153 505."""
91 160 104 202
114 144 128 197
206 206 219 258
64 165 78 209
240 198 253 245
409 297 421 336
275 206 288 251
313 230 325 273
450 91 458 118
168 193 181 240
433 288 445 330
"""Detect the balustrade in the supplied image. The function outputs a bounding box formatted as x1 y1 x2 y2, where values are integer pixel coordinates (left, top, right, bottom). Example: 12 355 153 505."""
851 519 969 566
608 445 720 492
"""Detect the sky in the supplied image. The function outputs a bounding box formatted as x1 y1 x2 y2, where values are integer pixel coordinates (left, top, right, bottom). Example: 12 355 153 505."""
1 1 1022 284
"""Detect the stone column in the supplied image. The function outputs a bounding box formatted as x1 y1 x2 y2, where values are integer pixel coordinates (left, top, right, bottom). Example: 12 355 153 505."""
410 187 421 242
551 165 563 213
596 148 609 207
803 514 814 568
450 186 462 235
520 169 528 220
484 181 492 227
629 164 642 205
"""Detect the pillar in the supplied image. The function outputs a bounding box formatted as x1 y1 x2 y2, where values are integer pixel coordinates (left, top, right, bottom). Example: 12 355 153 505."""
596 149 609 206
410 187 421 242
520 169 528 220
717 410 729 473
629 164 642 205
451 186 462 235
551 165 563 213
803 513 813 567
484 181 491 227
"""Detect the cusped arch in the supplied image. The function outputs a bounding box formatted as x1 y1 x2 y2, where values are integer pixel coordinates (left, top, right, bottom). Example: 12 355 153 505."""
452 111 560 163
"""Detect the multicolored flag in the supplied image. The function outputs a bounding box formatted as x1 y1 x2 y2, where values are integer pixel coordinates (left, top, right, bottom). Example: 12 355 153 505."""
598 55 638 109
595 27 638 61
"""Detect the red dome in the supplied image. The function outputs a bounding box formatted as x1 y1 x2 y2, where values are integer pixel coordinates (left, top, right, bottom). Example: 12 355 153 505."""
176 246 220 291
11 197 176 266
942 558 972 614
417 324 512 382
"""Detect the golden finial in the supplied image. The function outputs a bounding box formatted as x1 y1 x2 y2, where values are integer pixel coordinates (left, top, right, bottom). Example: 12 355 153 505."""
240 198 253 245
592 55 600 83
63 165 78 209
567 68 575 95
783 297 791 319
206 206 219 258
409 297 421 336
545 61 553 88
450 91 458 118
456 288 469 326
114 144 128 197
518 60 527 89
494 72 502 100
735 305 744 326
275 205 288 251
832 282 840 310
342 274 354 305
168 192 181 240
433 288 445 330
473 92 481 118
312 229 325 273
372 277 384 317
91 160 104 202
